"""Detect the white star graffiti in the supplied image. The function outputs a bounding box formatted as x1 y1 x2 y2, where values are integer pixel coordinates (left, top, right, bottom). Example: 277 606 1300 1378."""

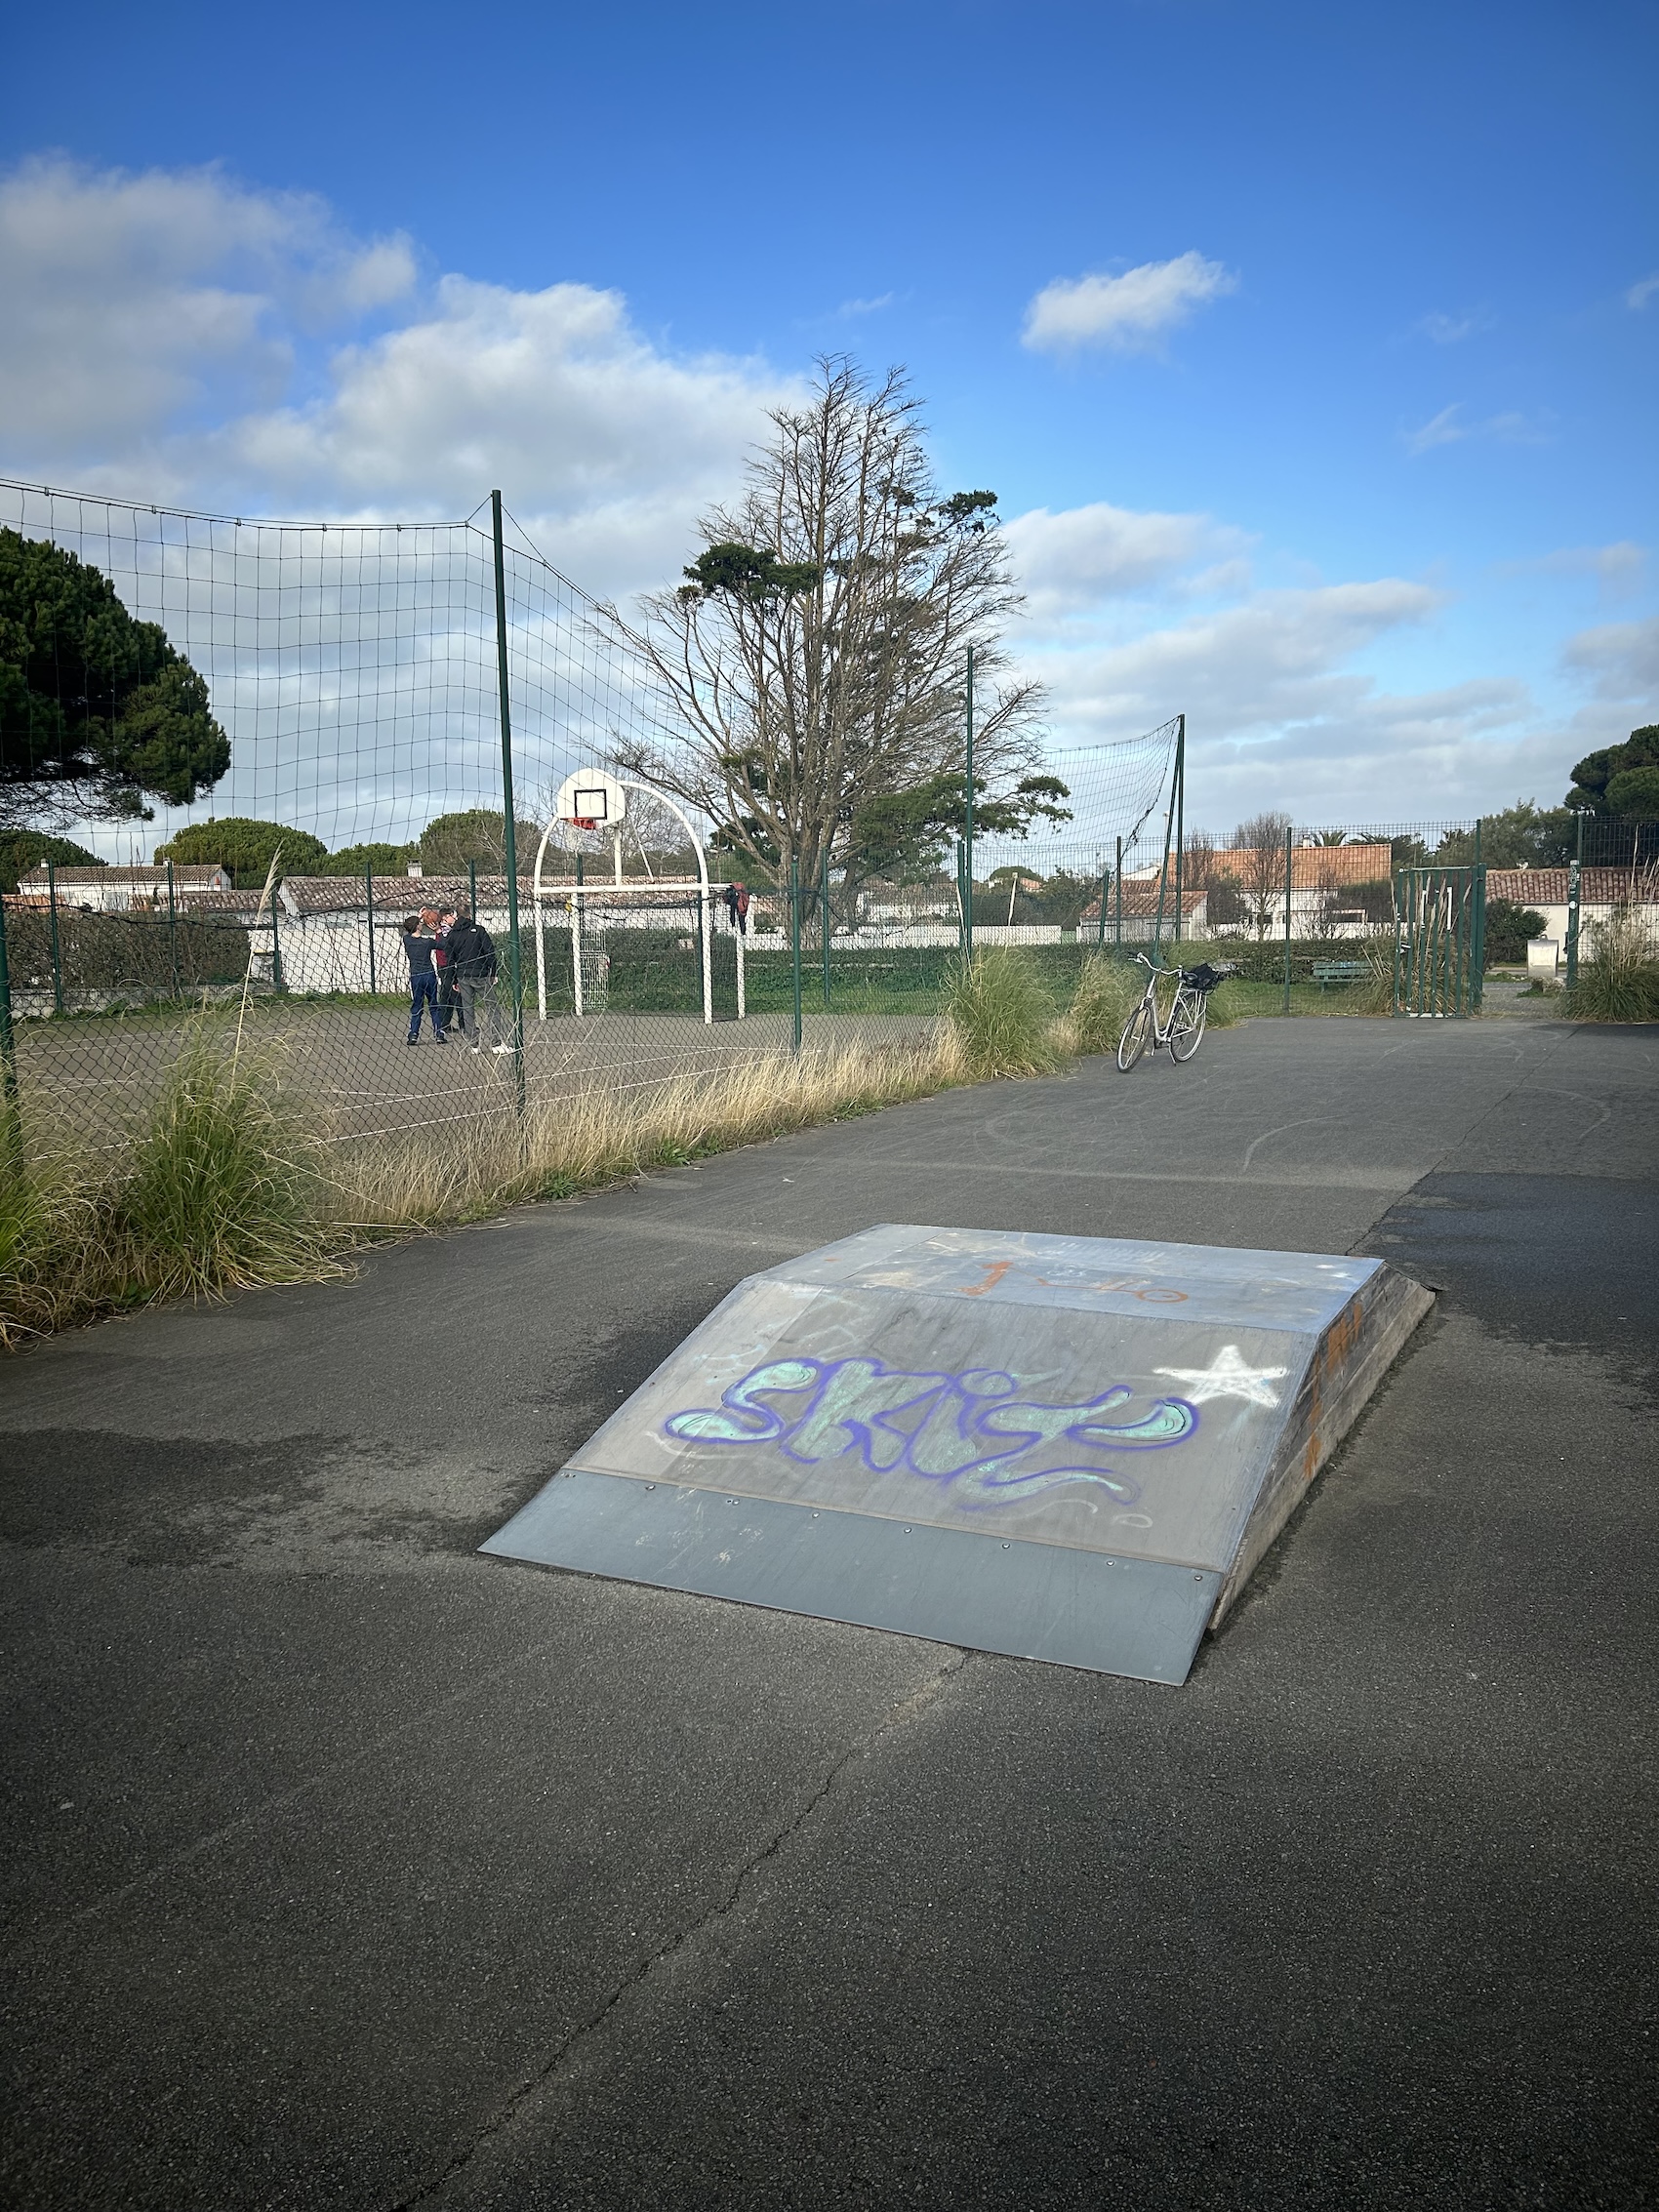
1153 1345 1290 1409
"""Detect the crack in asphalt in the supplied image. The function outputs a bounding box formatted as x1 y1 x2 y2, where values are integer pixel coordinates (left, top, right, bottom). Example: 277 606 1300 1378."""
393 1645 975 2210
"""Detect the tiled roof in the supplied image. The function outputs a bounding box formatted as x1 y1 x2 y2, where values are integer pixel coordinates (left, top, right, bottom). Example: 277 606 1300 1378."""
1081 885 1209 921
1200 845 1389 888
1486 866 1659 906
20 864 228 886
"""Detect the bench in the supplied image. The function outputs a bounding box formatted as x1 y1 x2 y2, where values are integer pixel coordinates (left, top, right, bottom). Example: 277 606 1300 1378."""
1311 960 1370 989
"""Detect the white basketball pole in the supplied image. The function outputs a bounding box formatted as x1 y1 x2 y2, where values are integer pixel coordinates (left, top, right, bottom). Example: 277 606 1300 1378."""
616 781 712 1027
530 821 557 1023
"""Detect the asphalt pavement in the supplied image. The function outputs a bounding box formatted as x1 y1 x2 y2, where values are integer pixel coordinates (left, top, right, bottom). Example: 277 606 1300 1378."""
2 1014 1655 2209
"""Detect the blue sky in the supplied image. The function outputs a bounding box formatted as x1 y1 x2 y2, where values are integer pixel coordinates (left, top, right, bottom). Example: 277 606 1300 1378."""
2 0 1655 825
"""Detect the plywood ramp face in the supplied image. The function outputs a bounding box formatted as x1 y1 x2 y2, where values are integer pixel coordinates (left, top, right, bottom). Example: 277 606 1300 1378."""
483 1227 1433 1684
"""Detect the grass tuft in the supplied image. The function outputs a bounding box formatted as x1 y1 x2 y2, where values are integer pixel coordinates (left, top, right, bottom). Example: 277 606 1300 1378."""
1063 955 1142 1055
114 1032 333 1301
1569 906 1659 1024
324 1039 967 1232
944 948 1069 1078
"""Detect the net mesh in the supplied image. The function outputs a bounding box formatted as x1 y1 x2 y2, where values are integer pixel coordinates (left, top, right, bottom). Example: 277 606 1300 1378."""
0 479 1194 1147
8 476 1649 1164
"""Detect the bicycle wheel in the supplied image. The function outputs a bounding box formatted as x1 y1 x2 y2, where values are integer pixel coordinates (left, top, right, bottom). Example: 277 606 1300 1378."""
1116 1001 1154 1070
1168 989 1207 1062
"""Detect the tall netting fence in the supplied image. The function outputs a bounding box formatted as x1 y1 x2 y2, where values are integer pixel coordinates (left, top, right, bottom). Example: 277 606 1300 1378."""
1146 815 1659 1017
0 483 1194 1160
0 483 808 1152
6 475 1652 1180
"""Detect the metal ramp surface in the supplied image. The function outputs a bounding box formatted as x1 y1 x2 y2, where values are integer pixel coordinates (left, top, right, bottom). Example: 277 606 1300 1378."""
483 1226 1433 1683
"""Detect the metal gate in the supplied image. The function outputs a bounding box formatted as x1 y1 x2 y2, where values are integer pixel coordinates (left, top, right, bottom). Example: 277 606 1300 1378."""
1394 865 1485 1017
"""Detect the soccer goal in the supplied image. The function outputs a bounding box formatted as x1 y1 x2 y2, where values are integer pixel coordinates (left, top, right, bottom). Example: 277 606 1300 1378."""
531 771 746 1025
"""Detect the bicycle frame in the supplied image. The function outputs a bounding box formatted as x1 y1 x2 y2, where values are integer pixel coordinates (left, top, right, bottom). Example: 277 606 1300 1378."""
1130 955 1191 1047
1117 951 1208 1070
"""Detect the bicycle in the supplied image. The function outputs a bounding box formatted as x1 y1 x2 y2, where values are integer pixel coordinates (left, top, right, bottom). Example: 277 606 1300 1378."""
1116 953 1237 1070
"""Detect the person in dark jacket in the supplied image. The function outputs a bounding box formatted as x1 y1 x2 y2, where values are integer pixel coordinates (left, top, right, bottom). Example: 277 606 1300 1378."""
401 913 445 1044
433 905 460 1035
444 909 511 1053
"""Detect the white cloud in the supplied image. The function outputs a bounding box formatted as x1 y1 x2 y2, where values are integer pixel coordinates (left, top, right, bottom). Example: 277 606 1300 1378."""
0 156 789 601
1416 310 1489 344
1002 501 1247 620
215 276 790 593
1625 273 1659 310
836 293 895 318
1403 403 1553 456
1562 614 1659 702
1500 542 1647 595
1023 252 1236 355
1006 578 1586 820
0 156 415 453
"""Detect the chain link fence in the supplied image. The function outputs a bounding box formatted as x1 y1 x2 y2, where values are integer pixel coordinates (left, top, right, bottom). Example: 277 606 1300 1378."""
4 477 1656 1181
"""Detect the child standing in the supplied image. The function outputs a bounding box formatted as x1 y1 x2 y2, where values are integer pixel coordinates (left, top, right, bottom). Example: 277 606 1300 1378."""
401 913 445 1044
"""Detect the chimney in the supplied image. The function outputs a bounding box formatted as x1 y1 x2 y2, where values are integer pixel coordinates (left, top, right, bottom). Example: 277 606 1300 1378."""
407 861 424 877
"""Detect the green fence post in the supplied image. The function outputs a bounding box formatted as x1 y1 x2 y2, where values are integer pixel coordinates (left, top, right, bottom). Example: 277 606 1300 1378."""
1392 874 1403 1017
0 891 20 1161
166 861 181 1000
821 847 831 1010
1451 869 1466 1017
1281 827 1294 1014
1471 823 1485 1011
46 862 63 1016
490 490 527 1115
1114 836 1123 948
1171 713 1186 945
365 860 377 996
962 644 975 963
1096 866 1108 947
789 858 803 1054
1564 812 1584 995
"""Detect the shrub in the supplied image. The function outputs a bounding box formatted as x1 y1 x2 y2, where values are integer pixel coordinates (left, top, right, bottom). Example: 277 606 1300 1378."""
1569 906 1659 1023
156 818 328 885
114 1033 330 1300
944 947 1067 1077
1484 898 1548 967
0 830 103 893
318 841 415 877
1065 955 1142 1054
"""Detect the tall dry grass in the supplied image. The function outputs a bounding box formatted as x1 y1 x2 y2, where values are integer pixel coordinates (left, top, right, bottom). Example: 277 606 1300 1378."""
1063 955 1143 1055
326 1036 969 1231
0 1026 335 1345
944 947 1067 1077
1570 905 1659 1023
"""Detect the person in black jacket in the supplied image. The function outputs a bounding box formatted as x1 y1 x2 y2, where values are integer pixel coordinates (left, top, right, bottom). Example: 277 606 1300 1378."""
444 909 512 1053
433 905 461 1035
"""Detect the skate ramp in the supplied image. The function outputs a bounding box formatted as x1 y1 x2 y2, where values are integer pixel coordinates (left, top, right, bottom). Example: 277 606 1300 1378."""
483 1226 1433 1683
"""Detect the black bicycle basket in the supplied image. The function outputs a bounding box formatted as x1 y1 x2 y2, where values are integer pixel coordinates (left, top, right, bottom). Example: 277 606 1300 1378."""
1181 960 1237 992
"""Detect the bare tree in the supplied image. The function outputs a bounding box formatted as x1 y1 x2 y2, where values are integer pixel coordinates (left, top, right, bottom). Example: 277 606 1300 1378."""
1234 811 1293 940
593 358 1044 888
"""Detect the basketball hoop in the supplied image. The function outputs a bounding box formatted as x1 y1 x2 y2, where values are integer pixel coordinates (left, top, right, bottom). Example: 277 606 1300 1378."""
554 769 627 828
